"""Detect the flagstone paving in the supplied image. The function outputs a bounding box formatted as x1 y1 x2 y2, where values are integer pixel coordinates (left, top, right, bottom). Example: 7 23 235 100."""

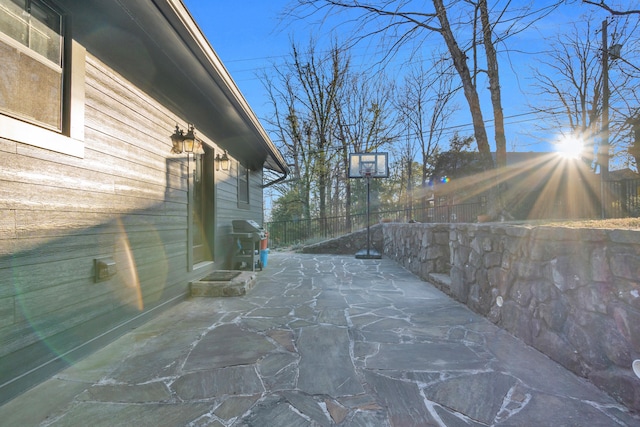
1 253 639 426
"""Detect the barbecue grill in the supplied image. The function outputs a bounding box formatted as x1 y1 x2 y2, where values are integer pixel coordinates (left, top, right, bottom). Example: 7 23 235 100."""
231 220 267 271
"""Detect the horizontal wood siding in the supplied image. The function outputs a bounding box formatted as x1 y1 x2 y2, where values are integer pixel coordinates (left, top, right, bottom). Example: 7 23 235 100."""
0 53 215 399
214 161 264 264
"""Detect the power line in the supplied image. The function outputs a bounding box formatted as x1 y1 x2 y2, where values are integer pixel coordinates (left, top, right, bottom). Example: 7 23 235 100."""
273 106 567 160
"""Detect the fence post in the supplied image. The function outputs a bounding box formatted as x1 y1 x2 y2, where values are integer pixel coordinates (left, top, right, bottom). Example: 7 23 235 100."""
284 222 287 246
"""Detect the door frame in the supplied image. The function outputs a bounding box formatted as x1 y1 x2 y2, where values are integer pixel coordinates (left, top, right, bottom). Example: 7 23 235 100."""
187 146 215 270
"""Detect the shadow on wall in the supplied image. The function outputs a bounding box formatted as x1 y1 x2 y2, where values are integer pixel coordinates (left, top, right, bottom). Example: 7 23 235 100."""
0 204 196 404
1 151 246 404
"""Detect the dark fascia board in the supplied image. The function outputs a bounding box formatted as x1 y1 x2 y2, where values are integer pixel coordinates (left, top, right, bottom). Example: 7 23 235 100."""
58 0 288 175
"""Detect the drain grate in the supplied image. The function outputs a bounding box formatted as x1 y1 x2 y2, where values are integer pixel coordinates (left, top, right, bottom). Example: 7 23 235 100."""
200 271 242 282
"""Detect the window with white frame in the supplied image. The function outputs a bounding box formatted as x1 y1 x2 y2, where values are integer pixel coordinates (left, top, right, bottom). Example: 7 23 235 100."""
0 0 64 131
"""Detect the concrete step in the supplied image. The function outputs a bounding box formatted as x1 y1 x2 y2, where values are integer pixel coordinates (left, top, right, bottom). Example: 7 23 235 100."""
190 270 256 297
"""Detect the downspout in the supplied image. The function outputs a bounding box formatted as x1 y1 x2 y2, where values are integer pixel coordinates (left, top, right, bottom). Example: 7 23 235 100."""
261 154 290 188
262 173 288 188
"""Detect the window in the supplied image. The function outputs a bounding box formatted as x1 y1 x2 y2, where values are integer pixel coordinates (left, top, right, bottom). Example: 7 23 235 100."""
0 0 64 131
238 163 249 208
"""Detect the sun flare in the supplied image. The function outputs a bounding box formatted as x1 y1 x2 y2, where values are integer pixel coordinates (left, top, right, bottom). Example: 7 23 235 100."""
556 136 584 159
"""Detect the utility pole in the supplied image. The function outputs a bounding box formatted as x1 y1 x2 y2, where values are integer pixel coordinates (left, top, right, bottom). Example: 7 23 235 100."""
599 19 623 218
601 19 610 183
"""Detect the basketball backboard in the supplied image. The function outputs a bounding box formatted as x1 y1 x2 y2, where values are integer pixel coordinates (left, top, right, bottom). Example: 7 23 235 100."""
348 152 389 178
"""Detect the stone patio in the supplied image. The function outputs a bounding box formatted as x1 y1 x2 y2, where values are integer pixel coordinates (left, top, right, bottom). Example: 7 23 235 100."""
0 253 638 426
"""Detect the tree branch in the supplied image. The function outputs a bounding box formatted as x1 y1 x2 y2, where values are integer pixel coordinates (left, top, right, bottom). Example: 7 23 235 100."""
582 0 640 15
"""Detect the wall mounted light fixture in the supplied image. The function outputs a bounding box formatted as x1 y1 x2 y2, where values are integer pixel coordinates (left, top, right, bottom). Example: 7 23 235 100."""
215 150 230 171
170 123 201 154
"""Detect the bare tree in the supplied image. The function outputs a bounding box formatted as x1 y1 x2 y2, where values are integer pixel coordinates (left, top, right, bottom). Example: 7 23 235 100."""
627 115 640 169
529 19 603 169
262 70 313 219
582 1 640 15
396 55 457 209
333 71 396 226
608 18 640 170
288 0 563 215
292 41 347 222
264 39 397 226
530 13 640 171
478 0 506 168
261 40 346 222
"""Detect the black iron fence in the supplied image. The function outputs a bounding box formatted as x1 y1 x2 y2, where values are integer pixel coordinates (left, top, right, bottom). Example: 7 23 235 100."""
266 202 485 248
265 178 640 248
603 178 640 218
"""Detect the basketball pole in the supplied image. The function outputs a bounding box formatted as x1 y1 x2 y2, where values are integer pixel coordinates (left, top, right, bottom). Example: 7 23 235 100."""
350 152 386 260
356 171 381 259
366 173 371 257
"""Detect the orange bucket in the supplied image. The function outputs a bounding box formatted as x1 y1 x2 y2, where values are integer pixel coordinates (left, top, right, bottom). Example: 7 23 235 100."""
260 231 269 250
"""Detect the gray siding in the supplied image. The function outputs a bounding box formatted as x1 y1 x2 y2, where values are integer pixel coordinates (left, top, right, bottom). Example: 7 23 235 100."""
214 161 264 264
0 52 264 402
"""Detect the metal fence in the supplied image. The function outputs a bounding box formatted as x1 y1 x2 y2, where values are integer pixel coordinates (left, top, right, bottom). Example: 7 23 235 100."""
603 178 640 218
265 178 640 248
266 202 485 248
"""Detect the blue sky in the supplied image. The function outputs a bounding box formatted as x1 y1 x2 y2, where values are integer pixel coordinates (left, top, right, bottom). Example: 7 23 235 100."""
183 1 301 117
182 0 621 155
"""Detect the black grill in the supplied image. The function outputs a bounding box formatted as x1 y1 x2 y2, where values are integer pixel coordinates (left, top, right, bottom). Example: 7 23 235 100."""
231 220 266 271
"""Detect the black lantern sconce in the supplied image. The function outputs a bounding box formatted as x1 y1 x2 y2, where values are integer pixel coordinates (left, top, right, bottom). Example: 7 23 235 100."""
215 150 230 171
171 123 204 185
170 123 201 154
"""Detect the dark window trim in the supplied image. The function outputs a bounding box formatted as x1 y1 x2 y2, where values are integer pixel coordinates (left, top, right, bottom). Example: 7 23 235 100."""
237 162 250 210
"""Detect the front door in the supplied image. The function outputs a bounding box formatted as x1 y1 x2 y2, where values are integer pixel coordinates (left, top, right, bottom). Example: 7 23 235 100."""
191 147 214 265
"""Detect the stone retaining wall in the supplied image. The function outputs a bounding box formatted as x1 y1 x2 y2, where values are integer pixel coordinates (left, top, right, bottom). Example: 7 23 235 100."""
302 222 640 410
382 222 640 411
302 225 384 255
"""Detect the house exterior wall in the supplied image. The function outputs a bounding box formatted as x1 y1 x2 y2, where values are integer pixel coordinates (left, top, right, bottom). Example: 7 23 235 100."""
215 162 265 265
0 50 264 403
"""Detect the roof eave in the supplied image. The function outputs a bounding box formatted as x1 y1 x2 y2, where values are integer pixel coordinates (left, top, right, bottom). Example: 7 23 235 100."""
60 0 288 176
155 0 289 176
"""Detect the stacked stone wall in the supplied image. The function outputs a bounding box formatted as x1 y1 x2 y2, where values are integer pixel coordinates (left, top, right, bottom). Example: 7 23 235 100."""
382 223 451 279
382 222 640 412
302 225 384 255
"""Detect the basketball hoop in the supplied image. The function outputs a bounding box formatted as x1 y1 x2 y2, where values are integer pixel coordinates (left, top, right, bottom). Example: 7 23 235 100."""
348 153 389 179
348 152 389 259
360 161 375 178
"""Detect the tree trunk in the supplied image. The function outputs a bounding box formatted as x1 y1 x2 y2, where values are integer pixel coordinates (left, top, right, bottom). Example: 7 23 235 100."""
479 0 506 169
432 0 494 171
343 142 352 231
432 0 501 216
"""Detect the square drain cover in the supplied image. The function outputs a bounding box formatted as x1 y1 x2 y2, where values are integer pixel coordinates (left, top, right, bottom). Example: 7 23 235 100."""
201 271 242 282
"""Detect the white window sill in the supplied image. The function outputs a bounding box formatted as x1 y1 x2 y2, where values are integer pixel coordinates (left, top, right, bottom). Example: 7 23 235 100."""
1 115 84 158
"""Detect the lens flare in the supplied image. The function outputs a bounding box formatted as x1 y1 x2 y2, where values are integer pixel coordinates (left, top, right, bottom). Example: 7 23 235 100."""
556 136 584 160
